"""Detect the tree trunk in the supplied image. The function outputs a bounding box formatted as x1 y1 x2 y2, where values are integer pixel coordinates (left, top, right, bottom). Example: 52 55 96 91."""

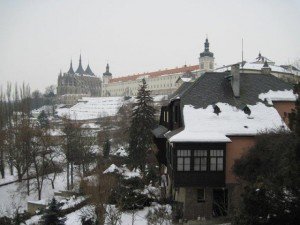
82 164 85 176
0 150 4 178
9 160 13 176
67 162 70 190
26 169 30 196
51 179 55 189
17 168 22 182
71 162 74 189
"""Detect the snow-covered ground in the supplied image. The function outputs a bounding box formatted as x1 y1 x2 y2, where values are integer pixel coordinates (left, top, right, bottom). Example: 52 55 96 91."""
0 171 72 217
0 168 18 185
25 204 171 225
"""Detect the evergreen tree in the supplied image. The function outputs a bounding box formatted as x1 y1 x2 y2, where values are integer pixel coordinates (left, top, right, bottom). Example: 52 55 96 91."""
128 79 155 171
39 198 66 225
103 137 111 158
38 110 49 129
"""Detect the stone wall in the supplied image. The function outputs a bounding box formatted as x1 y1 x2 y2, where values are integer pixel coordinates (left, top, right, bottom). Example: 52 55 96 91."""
174 187 213 220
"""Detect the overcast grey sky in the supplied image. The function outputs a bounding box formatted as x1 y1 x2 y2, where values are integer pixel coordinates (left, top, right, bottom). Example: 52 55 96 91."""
0 0 299 92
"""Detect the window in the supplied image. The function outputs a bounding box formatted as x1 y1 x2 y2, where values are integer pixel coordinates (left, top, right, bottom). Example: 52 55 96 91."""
194 150 207 171
210 150 224 171
197 189 205 202
177 150 191 171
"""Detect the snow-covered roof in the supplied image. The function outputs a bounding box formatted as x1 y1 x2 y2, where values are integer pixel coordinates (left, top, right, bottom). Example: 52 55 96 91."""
259 89 297 105
215 62 292 74
31 105 53 116
179 77 192 82
169 102 288 143
56 97 124 120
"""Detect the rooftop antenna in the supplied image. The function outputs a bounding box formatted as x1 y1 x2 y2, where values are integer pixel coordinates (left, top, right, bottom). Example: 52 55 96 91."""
242 38 244 72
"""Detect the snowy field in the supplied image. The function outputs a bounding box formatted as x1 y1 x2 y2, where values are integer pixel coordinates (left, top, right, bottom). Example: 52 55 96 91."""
25 204 171 225
0 171 69 217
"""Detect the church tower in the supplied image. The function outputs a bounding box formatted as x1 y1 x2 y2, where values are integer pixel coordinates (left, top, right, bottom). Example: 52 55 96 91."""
199 38 214 74
102 63 112 84
75 54 85 75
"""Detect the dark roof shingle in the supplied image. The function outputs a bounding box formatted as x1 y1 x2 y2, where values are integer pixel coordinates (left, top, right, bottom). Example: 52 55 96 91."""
180 72 293 109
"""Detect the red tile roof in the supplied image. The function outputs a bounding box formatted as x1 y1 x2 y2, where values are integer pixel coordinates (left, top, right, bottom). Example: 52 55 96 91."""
109 65 199 83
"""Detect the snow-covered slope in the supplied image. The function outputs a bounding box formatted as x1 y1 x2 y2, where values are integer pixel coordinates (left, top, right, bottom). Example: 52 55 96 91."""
56 97 125 120
56 95 168 121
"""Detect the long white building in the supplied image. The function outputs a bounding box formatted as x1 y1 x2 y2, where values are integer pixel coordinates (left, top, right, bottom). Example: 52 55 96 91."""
102 39 215 97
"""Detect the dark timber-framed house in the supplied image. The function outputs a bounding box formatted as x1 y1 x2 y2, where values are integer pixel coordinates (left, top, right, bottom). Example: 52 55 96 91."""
152 64 296 220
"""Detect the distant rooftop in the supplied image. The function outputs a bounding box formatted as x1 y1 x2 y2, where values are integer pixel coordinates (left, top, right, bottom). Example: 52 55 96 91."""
109 65 199 83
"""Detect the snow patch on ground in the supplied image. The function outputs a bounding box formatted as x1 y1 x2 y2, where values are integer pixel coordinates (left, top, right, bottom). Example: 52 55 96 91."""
24 203 171 225
111 146 128 157
0 171 79 217
60 196 86 210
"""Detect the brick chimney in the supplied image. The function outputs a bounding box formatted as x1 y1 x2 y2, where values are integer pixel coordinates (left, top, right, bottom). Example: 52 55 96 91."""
231 64 240 97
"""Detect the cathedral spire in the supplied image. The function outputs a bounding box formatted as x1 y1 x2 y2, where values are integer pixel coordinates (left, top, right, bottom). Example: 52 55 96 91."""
75 54 85 75
85 64 95 76
67 60 75 75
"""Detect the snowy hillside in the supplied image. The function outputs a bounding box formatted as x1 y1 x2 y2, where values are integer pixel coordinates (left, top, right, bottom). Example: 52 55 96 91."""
56 95 168 121
56 97 125 120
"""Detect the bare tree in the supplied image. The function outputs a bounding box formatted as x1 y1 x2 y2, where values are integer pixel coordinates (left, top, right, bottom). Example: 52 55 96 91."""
62 118 82 190
146 205 172 225
46 147 63 189
31 127 54 200
105 205 122 225
81 163 118 225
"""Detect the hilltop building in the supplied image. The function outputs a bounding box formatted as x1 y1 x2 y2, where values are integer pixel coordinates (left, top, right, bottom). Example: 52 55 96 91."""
215 52 300 83
57 55 102 105
152 64 296 220
101 38 215 97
